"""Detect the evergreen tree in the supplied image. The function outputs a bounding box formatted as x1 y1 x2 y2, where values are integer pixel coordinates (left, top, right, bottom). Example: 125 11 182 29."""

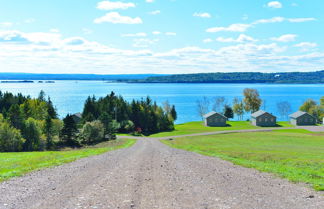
223 105 234 120
60 114 78 147
8 104 24 130
170 105 177 121
38 90 46 101
47 97 58 119
44 115 54 149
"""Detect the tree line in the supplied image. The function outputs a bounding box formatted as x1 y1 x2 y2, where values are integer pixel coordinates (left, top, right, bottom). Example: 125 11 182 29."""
0 91 177 152
127 71 324 84
196 88 324 123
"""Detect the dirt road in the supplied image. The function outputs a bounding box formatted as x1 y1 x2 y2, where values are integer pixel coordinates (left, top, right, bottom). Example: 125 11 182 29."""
0 139 323 209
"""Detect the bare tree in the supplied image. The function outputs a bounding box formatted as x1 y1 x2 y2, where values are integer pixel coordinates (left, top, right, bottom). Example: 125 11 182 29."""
197 97 210 120
162 100 171 114
212 96 226 113
277 101 292 121
233 97 245 121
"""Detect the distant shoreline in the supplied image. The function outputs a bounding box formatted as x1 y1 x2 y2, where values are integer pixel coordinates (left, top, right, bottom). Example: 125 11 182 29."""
0 71 323 84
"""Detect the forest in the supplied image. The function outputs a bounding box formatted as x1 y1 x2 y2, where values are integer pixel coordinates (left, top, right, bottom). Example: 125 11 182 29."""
123 70 324 84
0 91 176 152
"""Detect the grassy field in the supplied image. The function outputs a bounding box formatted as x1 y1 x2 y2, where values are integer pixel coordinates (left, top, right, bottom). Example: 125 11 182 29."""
162 130 324 191
0 138 136 182
148 121 293 137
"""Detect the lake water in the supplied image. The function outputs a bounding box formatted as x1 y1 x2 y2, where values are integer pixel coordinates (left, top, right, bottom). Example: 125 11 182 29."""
0 81 323 124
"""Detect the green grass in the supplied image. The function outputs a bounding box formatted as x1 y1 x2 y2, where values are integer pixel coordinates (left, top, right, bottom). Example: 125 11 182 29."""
148 121 293 137
0 138 136 182
162 130 324 191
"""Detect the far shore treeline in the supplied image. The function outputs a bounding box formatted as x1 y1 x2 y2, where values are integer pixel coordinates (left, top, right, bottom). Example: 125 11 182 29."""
121 70 324 84
0 91 176 152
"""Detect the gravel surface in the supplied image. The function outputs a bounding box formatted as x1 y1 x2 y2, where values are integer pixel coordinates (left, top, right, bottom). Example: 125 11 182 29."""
0 139 323 209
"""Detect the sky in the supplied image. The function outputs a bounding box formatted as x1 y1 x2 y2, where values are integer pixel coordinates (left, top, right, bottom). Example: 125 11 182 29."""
0 0 323 74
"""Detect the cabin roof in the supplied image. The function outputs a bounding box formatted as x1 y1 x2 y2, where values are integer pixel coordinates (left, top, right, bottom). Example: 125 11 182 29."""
251 110 275 118
289 111 313 119
203 111 227 119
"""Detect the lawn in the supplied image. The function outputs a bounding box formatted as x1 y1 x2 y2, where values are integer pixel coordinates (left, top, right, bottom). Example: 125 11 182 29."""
0 138 136 182
148 121 293 137
162 130 324 191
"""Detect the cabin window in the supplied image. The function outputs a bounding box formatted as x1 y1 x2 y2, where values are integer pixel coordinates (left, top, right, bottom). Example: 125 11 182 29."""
271 118 274 122
265 118 268 122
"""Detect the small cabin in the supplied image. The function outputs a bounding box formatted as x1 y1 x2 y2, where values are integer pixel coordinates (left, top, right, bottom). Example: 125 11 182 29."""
251 110 277 127
72 113 82 124
289 111 316 126
203 111 227 127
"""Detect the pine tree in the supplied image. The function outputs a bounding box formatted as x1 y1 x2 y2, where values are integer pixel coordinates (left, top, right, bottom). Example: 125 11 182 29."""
60 114 78 147
170 105 177 121
224 105 234 120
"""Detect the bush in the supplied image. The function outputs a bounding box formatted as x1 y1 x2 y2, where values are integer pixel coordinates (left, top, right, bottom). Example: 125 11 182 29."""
22 118 43 151
79 120 105 145
0 122 25 152
120 120 135 133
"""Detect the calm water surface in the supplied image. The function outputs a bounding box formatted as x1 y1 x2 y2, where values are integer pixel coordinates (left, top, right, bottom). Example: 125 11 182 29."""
0 81 323 124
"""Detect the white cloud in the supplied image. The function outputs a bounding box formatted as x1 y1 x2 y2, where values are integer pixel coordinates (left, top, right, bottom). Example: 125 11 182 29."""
1 29 323 74
288 18 317 23
294 42 317 48
253 16 285 24
216 34 257 43
97 1 135 10
165 32 176 36
152 31 161 35
271 34 297 42
203 38 213 43
133 38 159 48
149 10 161 15
94 12 143 24
267 1 282 9
207 16 316 33
50 28 60 33
193 12 211 18
207 23 251 33
0 22 13 27
146 0 154 3
24 18 35 24
122 32 147 37
294 42 318 52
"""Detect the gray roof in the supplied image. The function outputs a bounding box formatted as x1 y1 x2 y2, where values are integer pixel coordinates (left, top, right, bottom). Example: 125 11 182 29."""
251 110 275 118
203 111 226 119
72 112 82 118
289 111 313 119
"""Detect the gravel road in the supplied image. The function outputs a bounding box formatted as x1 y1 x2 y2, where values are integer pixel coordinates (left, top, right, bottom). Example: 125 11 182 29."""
0 138 323 209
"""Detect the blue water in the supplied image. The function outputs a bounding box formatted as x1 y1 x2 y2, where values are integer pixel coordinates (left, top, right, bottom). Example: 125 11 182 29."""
0 81 323 124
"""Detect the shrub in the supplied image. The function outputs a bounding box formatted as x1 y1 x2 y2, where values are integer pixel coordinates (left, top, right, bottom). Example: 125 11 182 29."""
79 120 105 145
22 118 43 151
0 122 25 152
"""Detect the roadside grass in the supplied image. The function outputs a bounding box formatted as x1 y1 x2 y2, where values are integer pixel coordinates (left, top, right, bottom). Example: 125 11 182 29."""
162 130 324 191
0 138 136 182
149 121 293 137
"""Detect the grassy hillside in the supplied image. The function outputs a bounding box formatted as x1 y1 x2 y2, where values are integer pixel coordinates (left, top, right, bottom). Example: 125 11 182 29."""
0 139 136 182
148 121 293 137
162 130 324 190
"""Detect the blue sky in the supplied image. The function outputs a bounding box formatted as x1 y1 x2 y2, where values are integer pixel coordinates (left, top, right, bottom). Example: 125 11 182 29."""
0 0 323 74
